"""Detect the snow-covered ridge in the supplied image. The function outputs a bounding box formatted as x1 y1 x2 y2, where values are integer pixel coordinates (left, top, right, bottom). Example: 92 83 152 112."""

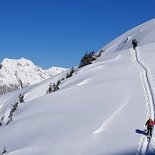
0 58 66 94
101 19 155 55
45 66 68 76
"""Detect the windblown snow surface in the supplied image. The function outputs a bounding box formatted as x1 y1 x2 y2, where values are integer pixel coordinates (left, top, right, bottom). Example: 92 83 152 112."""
1 19 155 155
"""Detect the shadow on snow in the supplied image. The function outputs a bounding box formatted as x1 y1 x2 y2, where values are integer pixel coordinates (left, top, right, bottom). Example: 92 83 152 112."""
135 129 147 136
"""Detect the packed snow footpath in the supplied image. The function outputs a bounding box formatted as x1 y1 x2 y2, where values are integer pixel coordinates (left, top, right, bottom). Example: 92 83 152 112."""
131 47 155 154
1 19 155 155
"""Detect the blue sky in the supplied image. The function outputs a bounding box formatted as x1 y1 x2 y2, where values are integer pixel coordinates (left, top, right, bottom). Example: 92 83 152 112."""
0 0 155 68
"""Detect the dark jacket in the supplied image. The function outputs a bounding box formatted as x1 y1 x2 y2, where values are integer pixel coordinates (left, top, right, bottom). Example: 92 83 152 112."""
145 119 155 128
132 39 138 48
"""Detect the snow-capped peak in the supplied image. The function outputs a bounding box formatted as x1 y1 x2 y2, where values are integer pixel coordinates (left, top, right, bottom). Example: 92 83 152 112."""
46 66 68 76
2 57 33 66
0 58 66 94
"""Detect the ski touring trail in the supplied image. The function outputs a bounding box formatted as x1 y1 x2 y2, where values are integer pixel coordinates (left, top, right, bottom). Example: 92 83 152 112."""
130 47 155 154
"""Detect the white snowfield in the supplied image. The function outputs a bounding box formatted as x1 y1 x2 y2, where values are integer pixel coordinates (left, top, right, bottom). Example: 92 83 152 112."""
0 19 155 155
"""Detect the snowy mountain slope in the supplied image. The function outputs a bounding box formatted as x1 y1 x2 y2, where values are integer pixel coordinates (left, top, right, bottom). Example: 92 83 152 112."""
0 58 66 94
101 19 155 56
0 49 147 155
0 19 155 154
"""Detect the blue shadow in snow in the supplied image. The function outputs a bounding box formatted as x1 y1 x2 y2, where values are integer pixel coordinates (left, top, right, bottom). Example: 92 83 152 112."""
135 129 147 136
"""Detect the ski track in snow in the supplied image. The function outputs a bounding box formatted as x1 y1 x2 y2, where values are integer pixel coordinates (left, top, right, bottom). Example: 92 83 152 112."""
137 50 155 153
130 48 155 155
92 97 129 134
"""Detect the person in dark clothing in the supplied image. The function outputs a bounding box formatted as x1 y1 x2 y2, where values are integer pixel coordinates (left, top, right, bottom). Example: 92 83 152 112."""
145 118 155 137
132 39 138 49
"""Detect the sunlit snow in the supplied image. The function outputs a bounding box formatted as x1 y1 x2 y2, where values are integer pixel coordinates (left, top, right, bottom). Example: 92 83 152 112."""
1 19 155 155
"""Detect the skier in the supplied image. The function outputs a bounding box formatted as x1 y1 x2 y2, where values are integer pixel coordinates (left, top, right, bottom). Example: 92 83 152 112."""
145 118 155 138
132 39 138 49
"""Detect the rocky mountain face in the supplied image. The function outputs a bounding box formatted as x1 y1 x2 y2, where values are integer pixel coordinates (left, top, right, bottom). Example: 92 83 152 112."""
0 58 66 94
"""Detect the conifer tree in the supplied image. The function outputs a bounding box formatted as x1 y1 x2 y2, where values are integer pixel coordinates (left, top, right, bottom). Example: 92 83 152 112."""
1 147 7 155
66 67 75 78
46 83 52 94
97 49 104 57
18 94 24 103
47 80 61 94
79 51 97 68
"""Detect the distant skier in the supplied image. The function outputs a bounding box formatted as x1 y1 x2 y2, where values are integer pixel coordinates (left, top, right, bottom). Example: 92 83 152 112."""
132 39 138 49
145 118 155 138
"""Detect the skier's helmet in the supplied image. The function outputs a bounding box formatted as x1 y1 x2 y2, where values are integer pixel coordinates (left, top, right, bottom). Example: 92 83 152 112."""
132 39 137 43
